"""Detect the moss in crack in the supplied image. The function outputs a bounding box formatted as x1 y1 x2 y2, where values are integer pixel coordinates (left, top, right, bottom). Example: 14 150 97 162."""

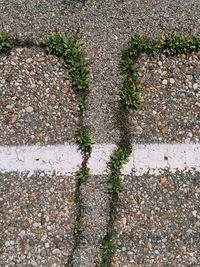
100 32 200 267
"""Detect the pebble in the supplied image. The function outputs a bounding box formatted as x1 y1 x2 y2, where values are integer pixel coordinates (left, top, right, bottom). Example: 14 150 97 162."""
52 248 60 255
169 78 175 84
133 52 200 144
26 58 33 63
162 79 168 85
24 243 32 252
193 83 198 90
45 243 50 248
26 106 34 113
173 67 181 74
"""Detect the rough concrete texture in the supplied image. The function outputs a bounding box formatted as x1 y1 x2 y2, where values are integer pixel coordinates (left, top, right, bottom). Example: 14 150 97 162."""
72 175 110 266
0 47 79 145
112 171 200 267
0 1 200 266
0 0 200 143
0 172 77 266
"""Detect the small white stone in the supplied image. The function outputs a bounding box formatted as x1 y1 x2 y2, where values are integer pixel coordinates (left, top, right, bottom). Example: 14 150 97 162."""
52 248 60 255
193 83 199 90
161 71 167 76
6 104 13 109
26 106 34 113
192 210 197 217
30 83 36 88
30 260 37 266
162 79 168 85
26 58 33 63
45 242 50 248
158 61 162 66
170 78 175 84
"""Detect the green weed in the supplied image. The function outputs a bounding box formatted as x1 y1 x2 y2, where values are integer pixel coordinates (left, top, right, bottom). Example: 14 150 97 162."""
76 128 95 156
75 166 90 181
122 84 141 109
108 148 129 178
100 241 117 267
79 99 88 110
102 240 117 255
107 148 129 193
41 33 69 57
72 221 84 235
66 40 89 94
0 33 11 53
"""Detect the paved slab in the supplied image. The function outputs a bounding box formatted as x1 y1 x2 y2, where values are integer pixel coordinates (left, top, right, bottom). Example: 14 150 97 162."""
0 172 77 267
131 53 200 144
112 171 200 267
0 47 79 145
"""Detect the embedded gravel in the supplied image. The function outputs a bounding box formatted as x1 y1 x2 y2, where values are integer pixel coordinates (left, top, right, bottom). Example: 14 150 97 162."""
0 0 200 143
0 1 200 266
130 52 200 144
112 171 200 267
0 47 79 145
0 172 77 267
72 175 110 267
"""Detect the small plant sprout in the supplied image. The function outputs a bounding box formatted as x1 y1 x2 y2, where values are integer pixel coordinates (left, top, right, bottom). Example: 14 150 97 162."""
75 167 90 181
72 221 84 235
76 128 95 156
0 32 11 53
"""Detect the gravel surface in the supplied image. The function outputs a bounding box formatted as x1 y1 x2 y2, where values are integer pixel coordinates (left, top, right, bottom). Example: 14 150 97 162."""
0 47 79 145
0 172 77 267
72 175 110 267
130 52 200 144
0 0 200 143
112 171 200 267
0 1 200 266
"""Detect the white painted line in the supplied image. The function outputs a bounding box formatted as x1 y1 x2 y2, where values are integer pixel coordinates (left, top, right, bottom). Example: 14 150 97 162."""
0 143 199 175
87 144 116 175
0 145 82 175
133 143 200 175
87 144 134 175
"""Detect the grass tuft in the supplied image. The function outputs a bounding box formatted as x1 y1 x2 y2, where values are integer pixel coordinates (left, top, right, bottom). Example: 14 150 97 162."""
41 33 69 57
